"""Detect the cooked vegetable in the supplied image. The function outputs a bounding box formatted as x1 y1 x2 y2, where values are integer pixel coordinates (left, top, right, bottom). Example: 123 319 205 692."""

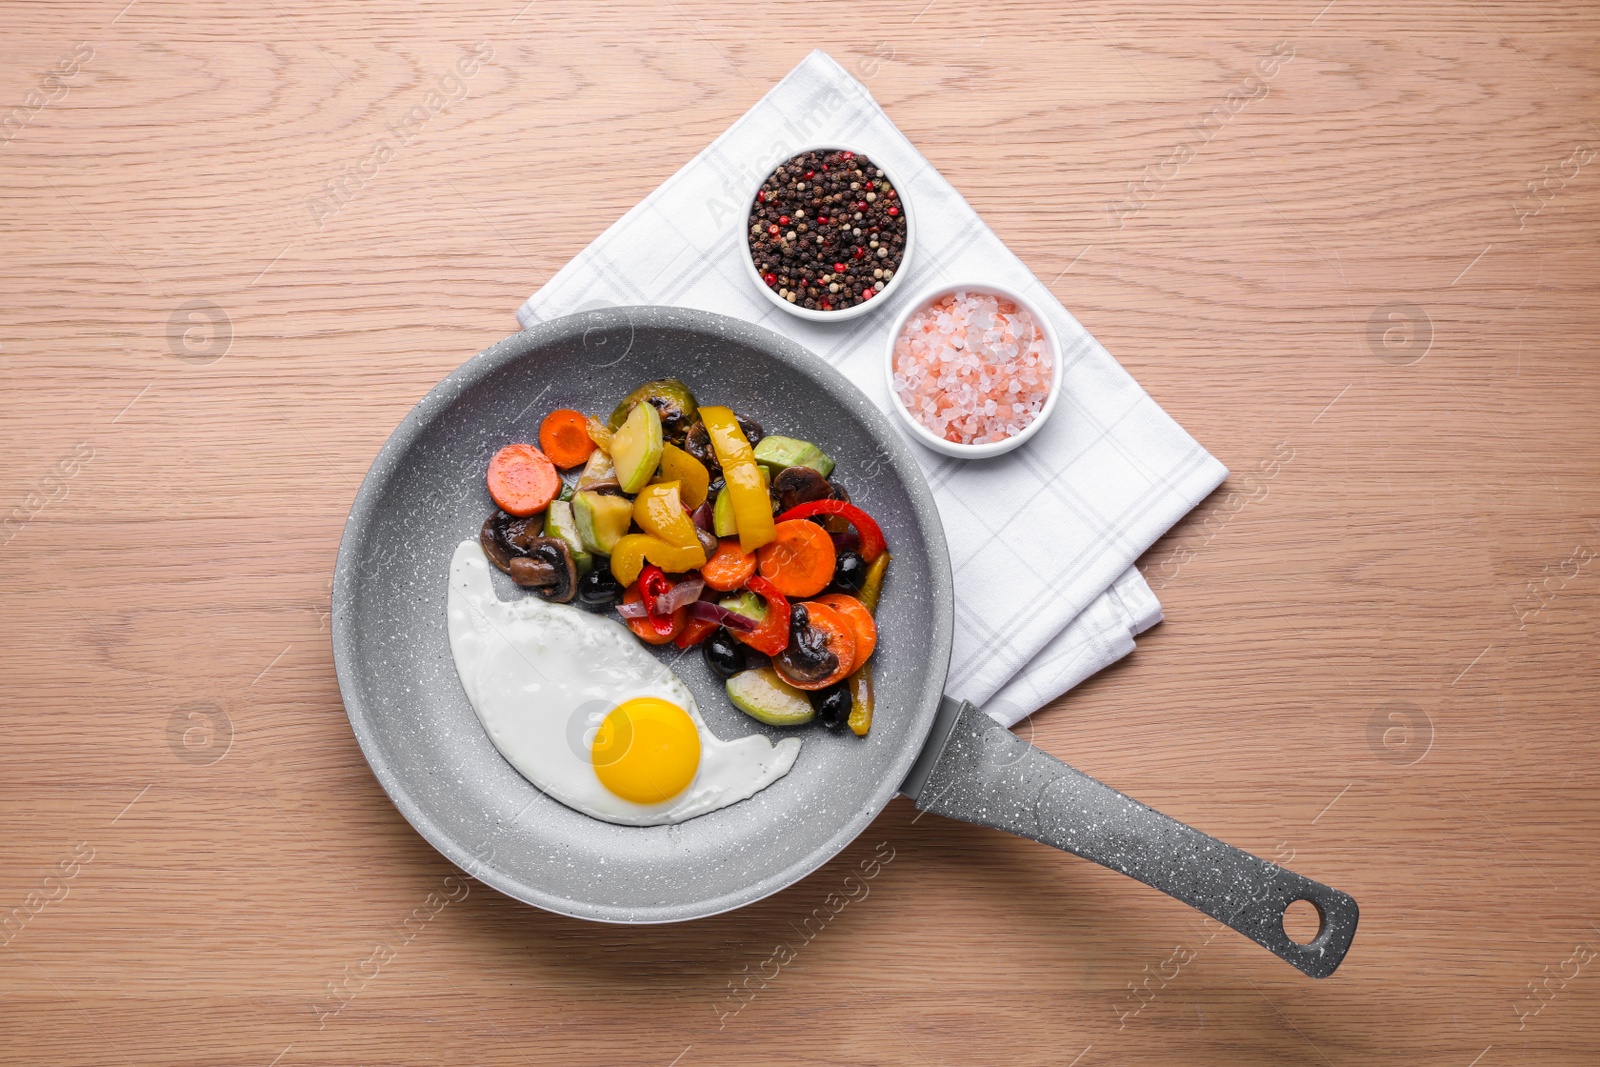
503 514 547 553
700 405 776 553
771 465 833 514
675 615 719 650
608 533 707 587
756 519 837 598
701 538 757 592
809 593 876 663
694 524 718 559
703 630 750 678
683 422 721 474
481 509 561 570
857 551 891 613
718 589 766 622
573 490 633 555
774 602 855 691
585 414 614 452
542 499 594 576
655 443 710 508
506 537 578 603
846 664 874 736
843 555 889 736
609 399 664 494
632 481 700 549
635 565 682 640
753 435 834 478
576 566 621 609
811 682 853 729
733 576 790 657
654 575 705 615
574 448 620 493
486 443 561 517
736 414 765 447
711 486 737 538
831 550 867 594
608 378 698 443
687 599 760 632
726 667 815 726
538 409 596 469
775 500 886 562
479 512 520 573
621 579 685 644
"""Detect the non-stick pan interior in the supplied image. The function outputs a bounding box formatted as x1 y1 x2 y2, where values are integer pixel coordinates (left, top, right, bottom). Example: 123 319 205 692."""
332 307 953 921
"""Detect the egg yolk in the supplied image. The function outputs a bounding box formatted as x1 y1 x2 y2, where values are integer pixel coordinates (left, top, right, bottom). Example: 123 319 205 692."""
591 697 701 805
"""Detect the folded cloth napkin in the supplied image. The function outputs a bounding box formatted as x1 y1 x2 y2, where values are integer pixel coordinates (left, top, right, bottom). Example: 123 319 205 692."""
515 50 1226 727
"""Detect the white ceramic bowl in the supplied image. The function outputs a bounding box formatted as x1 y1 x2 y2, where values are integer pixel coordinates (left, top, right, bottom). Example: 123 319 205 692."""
739 142 915 323
882 280 1064 459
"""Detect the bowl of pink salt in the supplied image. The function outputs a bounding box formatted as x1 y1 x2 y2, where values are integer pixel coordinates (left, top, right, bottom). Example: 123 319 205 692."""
884 281 1062 458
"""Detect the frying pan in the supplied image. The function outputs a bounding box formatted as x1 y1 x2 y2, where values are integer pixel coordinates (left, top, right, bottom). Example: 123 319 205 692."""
332 307 1358 979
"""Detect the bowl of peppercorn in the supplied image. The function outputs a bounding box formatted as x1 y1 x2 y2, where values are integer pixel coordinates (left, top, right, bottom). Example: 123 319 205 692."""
742 144 914 322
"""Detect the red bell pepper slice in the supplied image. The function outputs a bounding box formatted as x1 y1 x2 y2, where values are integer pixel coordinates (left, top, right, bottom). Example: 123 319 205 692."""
734 576 791 657
674 615 719 649
638 564 677 638
773 500 887 562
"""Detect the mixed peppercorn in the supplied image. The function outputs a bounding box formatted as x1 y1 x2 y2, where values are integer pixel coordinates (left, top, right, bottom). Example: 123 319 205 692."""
747 148 907 312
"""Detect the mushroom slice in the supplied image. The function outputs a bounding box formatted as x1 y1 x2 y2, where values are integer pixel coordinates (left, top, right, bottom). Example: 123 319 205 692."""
684 422 722 475
736 413 765 447
774 604 838 684
771 465 832 514
507 536 578 603
501 515 544 552
480 513 516 574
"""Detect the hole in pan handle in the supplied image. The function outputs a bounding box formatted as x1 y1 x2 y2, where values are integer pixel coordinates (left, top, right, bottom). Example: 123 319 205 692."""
903 698 1359 978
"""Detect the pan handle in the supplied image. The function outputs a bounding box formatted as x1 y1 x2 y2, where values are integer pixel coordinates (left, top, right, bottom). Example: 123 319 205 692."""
913 699 1358 978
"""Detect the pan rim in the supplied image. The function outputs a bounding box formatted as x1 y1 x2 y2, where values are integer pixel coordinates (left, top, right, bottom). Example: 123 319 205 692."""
331 306 954 923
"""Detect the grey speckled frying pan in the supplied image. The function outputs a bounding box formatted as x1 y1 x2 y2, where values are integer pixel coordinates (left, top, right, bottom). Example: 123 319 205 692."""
332 307 1359 978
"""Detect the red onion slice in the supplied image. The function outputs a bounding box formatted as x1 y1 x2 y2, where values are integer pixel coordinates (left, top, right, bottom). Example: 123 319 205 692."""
687 600 760 632
615 599 649 620
690 501 715 533
653 576 705 615
830 528 861 554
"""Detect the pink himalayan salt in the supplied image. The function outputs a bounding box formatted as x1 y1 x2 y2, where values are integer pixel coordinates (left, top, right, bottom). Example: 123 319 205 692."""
891 291 1053 445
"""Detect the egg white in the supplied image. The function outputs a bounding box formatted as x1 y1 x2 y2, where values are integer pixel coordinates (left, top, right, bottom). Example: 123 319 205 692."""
446 539 801 825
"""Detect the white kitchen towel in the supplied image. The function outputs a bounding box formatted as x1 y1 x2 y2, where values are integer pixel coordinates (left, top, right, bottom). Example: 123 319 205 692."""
515 50 1227 725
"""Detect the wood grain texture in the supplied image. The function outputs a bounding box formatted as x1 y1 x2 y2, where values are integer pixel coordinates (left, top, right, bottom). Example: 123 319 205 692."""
3 1 1598 1063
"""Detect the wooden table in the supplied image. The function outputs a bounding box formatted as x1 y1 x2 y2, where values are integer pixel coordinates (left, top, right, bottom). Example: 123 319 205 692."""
4 2 1597 1063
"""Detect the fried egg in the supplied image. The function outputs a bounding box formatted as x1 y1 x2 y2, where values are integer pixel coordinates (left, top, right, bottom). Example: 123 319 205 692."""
446 540 800 825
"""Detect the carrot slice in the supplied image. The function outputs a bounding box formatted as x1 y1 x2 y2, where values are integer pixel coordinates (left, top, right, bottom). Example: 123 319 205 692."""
774 601 856 691
755 519 837 598
701 538 757 592
487 443 561 517
809 593 876 663
538 409 596 469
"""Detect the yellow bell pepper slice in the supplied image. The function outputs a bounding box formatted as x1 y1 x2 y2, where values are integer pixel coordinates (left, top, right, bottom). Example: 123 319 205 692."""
609 533 707 587
856 552 891 613
654 442 710 508
699 405 776 553
847 662 874 737
632 480 700 548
